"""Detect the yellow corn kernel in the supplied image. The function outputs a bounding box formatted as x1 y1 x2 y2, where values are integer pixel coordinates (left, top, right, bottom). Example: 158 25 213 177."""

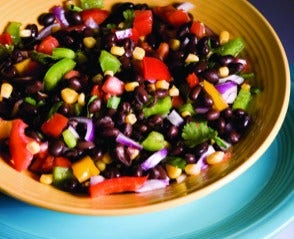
20 29 32 38
147 83 156 92
104 70 114 77
218 66 230 78
95 159 106 171
206 151 225 165
101 153 112 164
118 22 125 29
155 80 170 90
26 141 41 155
0 83 13 99
72 155 100 183
125 82 139 92
185 164 201 175
14 58 31 75
181 111 191 118
110 46 125 56
128 148 140 160
185 53 199 63
61 88 78 104
78 92 85 106
166 164 182 179
132 47 145 60
219 30 230 45
168 85 180 97
83 36 96 48
40 174 53 185
241 83 251 90
169 39 181 51
125 113 137 125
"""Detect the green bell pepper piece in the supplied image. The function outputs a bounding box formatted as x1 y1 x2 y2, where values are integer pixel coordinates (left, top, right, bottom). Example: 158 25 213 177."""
107 96 121 109
52 47 76 59
5 22 21 45
142 131 166 151
80 0 104 9
214 37 245 57
143 96 172 118
62 128 77 149
99 50 121 75
44 58 76 91
232 86 252 110
52 166 74 189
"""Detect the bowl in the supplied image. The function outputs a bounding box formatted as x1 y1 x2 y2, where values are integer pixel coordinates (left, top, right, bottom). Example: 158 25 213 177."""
0 0 290 215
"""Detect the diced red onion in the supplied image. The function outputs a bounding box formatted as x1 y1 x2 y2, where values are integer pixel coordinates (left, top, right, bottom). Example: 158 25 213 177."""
215 81 238 104
36 23 61 40
90 175 105 186
218 74 244 85
116 133 143 150
141 148 168 171
115 28 133 40
176 2 195 11
71 117 94 142
166 109 184 126
197 145 215 170
68 125 80 138
195 107 209 114
84 18 98 29
136 179 169 193
51 6 69 27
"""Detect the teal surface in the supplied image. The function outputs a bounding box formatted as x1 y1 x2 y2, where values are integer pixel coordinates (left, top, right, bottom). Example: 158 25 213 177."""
0 65 293 238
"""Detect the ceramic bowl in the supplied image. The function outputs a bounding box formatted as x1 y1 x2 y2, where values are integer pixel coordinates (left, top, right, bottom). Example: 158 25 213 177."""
0 0 290 215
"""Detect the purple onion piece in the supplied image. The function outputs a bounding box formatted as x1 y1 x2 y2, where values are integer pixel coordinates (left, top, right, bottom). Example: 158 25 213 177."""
215 81 238 104
197 145 215 170
36 23 61 40
116 133 143 150
135 179 169 193
218 74 244 85
195 107 210 114
90 175 105 186
166 109 184 126
176 2 195 11
51 6 69 27
84 18 98 29
71 117 94 142
115 28 133 40
141 148 168 171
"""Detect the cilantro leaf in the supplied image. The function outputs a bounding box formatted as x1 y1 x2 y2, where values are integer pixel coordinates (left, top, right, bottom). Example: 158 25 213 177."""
123 9 134 28
181 121 217 147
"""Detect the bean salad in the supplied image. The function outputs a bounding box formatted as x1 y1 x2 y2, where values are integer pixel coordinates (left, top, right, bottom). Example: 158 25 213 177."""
0 0 258 197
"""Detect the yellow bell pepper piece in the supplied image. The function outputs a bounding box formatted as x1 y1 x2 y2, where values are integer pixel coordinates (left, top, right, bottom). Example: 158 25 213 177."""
14 58 32 75
0 118 12 139
72 155 100 183
203 80 228 111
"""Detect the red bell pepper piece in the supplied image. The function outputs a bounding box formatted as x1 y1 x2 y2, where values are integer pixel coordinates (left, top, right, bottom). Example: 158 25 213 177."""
153 5 191 27
30 155 55 174
190 21 206 38
101 76 125 96
81 9 110 25
133 10 153 37
89 176 147 197
0 33 13 45
9 119 34 171
41 113 69 138
186 72 199 88
142 56 171 81
54 157 71 168
36 35 59 55
172 95 184 108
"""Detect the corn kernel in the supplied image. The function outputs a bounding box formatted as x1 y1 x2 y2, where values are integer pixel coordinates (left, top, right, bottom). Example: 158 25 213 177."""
147 83 156 92
118 22 125 29
241 83 251 90
26 141 40 155
83 36 96 48
78 92 85 106
95 159 106 171
101 153 112 164
206 151 225 165
219 30 230 45
40 174 53 185
169 39 181 51
185 53 199 63
185 164 201 175
132 47 145 60
218 66 230 78
155 80 170 90
20 29 31 38
1 83 13 99
166 164 182 179
181 111 191 117
61 88 78 104
125 113 137 125
104 70 114 77
168 85 180 97
125 82 139 92
110 46 125 56
128 148 140 160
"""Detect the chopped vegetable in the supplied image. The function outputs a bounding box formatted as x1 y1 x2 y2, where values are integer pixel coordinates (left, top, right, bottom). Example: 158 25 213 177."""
99 50 121 75
143 96 172 118
80 0 104 9
41 113 69 138
142 56 172 81
133 10 153 37
71 155 99 183
5 22 21 45
232 84 252 110
214 37 245 57
141 147 168 170
142 131 166 151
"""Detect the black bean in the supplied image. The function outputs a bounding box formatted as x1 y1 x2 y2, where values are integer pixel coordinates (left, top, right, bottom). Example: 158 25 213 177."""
171 142 184 156
68 77 82 92
148 115 163 128
121 102 131 113
49 140 65 156
89 147 104 161
194 142 209 156
66 11 82 25
149 165 167 179
189 85 202 101
185 153 196 164
216 117 226 134
228 130 240 144
103 165 121 178
11 50 25 63
114 144 131 166
206 109 220 121
122 123 132 137
154 89 168 98
229 62 245 74
88 98 102 113
222 107 233 119
202 69 219 84
135 85 149 104
38 13 55 26
25 81 44 94
203 93 213 107
177 23 191 39
102 127 120 138
219 55 235 66
77 141 95 151
232 109 251 132
167 125 179 139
